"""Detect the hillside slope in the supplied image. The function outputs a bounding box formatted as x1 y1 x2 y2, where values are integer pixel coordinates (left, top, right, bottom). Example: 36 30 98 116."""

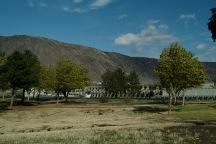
0 35 215 84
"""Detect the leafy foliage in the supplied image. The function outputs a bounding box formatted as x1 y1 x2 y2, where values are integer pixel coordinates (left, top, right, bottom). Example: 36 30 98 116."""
128 71 142 94
101 68 141 98
4 50 40 107
0 51 9 92
155 43 206 113
55 60 89 101
208 8 216 42
38 66 56 92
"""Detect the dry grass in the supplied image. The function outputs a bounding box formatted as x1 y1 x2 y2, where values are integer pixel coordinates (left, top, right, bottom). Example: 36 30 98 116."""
0 102 215 143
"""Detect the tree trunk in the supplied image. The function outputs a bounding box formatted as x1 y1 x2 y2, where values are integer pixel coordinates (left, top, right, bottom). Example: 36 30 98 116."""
182 92 185 106
56 93 59 104
32 89 35 101
2 90 5 101
27 91 30 101
63 91 68 102
168 94 173 115
37 91 40 100
9 87 16 109
174 96 177 105
21 89 25 103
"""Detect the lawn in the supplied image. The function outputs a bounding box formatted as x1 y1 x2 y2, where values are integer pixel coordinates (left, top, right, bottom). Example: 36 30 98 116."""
0 100 215 144
171 102 216 122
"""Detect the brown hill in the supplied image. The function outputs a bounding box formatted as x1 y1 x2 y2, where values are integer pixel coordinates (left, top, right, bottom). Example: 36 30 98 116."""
0 35 215 84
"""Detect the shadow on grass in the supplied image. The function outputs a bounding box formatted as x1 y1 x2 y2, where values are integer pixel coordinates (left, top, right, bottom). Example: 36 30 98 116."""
0 101 10 112
163 125 216 144
133 106 168 113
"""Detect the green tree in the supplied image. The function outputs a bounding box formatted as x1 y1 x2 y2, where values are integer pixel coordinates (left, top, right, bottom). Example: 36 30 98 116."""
5 50 40 108
38 66 57 101
20 50 40 103
101 68 128 98
0 51 9 100
208 8 216 42
127 71 142 96
56 60 89 102
101 70 113 96
155 43 206 114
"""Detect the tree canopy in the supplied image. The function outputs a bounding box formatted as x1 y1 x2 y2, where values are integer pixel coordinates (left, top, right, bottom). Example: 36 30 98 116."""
101 68 141 98
55 60 89 101
155 43 206 114
0 51 9 94
208 8 216 42
5 50 40 107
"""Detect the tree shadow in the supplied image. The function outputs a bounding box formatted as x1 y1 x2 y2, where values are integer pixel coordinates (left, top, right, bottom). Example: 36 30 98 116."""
162 125 216 144
133 106 168 113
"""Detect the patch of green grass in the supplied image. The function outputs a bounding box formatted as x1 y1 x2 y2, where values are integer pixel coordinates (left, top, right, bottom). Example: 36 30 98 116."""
172 102 216 121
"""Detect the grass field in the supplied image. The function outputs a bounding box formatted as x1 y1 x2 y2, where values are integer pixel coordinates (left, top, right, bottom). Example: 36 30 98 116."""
0 99 215 144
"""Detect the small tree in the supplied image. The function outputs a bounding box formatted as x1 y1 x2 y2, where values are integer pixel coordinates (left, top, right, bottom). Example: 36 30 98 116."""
56 60 89 102
101 70 113 96
127 71 142 97
208 8 216 42
155 43 206 115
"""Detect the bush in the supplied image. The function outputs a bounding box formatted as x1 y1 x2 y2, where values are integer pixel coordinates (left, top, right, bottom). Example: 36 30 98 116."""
124 96 133 104
99 96 109 103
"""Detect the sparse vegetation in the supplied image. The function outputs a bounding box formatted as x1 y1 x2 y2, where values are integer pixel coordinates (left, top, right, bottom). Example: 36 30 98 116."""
0 101 215 144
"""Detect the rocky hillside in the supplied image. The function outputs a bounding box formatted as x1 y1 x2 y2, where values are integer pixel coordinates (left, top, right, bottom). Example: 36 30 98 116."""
0 35 215 84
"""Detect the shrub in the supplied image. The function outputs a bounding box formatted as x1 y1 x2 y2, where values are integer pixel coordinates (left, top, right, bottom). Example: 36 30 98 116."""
99 96 108 103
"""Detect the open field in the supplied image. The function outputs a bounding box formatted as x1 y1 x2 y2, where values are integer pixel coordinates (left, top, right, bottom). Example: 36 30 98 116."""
0 100 216 144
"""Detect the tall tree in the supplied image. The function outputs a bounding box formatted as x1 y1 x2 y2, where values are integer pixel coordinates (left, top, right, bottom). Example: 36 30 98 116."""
5 51 25 108
0 51 9 100
56 60 89 102
155 43 206 114
20 50 40 103
5 51 40 108
208 8 216 42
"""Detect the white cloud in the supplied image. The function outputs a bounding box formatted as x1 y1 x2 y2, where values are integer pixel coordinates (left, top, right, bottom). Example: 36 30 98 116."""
196 43 216 52
179 14 197 24
115 24 177 47
147 19 160 24
180 14 196 20
115 33 139 46
73 8 87 13
159 24 169 30
62 6 86 13
118 14 128 20
115 24 178 55
196 43 206 50
73 0 83 3
90 0 113 9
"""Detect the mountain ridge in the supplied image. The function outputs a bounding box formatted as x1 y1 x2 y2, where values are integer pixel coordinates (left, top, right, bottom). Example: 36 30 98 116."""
0 35 215 84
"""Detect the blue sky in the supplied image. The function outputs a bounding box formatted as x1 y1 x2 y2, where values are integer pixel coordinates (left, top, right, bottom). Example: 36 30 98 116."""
0 0 215 61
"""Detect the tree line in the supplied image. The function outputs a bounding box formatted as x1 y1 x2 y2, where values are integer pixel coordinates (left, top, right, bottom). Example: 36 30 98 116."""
101 68 142 98
101 43 207 115
0 50 89 108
